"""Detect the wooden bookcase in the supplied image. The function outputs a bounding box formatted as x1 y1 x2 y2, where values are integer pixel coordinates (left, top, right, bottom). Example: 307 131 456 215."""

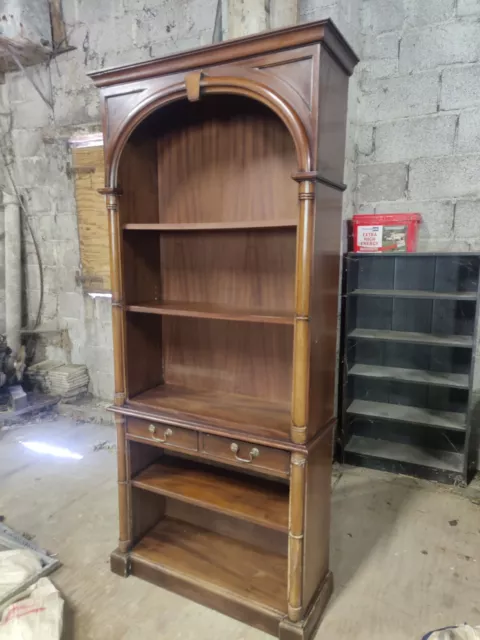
90 21 357 639
340 252 480 485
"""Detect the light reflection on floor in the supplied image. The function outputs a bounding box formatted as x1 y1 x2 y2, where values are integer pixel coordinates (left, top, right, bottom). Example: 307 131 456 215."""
20 441 84 460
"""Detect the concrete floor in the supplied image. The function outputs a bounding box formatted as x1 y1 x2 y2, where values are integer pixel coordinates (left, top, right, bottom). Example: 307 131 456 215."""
1 415 479 640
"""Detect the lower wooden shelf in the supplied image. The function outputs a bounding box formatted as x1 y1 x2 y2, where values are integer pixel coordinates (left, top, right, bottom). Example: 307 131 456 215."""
132 458 289 532
127 384 291 442
130 518 288 615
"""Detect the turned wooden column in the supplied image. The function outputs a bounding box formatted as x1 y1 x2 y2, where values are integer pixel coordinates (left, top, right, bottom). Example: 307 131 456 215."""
288 451 307 621
99 187 130 553
291 175 315 445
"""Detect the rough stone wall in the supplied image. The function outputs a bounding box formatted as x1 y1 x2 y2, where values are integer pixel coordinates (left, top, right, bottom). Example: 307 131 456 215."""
1 0 218 399
355 0 480 251
3 0 480 402
0 0 355 400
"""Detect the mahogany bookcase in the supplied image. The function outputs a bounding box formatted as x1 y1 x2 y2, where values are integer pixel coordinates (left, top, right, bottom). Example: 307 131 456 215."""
90 20 357 639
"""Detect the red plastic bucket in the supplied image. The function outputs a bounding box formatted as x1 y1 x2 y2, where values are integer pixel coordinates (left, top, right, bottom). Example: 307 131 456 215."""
352 213 422 253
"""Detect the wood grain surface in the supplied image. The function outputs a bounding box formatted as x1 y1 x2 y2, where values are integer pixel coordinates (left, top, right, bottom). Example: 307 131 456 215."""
72 145 110 291
160 229 296 313
132 457 289 531
123 219 297 230
127 383 291 442
162 317 293 404
126 301 294 325
200 433 291 476
131 517 288 614
155 96 297 225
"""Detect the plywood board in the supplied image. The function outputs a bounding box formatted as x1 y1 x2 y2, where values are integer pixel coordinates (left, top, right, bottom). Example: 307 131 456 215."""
72 145 110 292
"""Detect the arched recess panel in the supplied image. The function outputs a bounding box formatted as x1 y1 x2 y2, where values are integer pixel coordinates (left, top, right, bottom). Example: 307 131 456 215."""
118 94 298 225
120 94 297 416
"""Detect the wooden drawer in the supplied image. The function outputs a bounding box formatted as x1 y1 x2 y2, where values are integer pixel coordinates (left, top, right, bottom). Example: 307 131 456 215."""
127 418 198 452
200 433 290 477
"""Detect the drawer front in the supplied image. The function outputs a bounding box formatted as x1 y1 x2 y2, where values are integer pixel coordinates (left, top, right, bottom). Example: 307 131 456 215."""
127 418 198 452
200 434 290 477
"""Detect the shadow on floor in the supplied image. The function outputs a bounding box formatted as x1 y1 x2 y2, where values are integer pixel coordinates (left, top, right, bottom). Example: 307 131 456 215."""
330 470 415 591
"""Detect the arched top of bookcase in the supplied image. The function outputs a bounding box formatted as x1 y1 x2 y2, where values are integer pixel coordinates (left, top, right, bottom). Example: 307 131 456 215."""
106 73 312 189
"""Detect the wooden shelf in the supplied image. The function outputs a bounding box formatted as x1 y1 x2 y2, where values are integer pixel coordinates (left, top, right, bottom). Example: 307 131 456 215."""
347 399 466 432
348 364 469 389
351 288 477 301
127 384 291 443
349 328 474 348
130 517 288 614
132 459 289 532
123 220 298 231
345 435 464 474
126 301 294 325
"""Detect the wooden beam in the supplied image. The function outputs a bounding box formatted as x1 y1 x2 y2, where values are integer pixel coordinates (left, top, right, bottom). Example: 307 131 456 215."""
49 0 67 49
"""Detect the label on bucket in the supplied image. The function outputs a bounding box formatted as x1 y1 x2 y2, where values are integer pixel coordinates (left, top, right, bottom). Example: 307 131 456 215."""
357 224 408 252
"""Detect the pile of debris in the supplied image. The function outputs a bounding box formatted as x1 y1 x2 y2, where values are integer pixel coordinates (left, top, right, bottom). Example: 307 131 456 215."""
27 362 89 403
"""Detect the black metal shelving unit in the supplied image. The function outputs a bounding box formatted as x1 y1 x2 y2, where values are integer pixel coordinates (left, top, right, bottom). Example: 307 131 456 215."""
339 252 480 485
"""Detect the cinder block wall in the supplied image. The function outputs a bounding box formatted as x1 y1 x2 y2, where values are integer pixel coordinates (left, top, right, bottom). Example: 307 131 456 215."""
1 0 480 401
1 0 220 399
355 0 480 251
0 0 358 399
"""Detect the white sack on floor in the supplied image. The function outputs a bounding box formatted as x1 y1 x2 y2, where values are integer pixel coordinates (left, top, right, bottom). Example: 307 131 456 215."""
0 551 63 640
0 551 42 603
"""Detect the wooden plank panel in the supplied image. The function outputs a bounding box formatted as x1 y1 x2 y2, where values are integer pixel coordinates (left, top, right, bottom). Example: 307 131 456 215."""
72 145 110 292
123 220 297 230
162 317 293 404
156 95 297 225
126 301 294 325
127 383 291 442
160 229 296 315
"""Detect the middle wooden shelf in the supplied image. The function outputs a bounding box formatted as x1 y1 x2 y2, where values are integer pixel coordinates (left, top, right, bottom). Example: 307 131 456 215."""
126 301 294 325
132 456 289 532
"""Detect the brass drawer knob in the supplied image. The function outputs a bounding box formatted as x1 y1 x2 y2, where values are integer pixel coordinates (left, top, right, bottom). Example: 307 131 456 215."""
230 442 259 463
148 424 173 443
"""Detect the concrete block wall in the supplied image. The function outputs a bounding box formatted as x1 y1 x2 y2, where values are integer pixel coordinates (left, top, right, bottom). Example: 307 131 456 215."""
2 0 480 401
0 0 355 400
355 0 480 251
1 0 218 399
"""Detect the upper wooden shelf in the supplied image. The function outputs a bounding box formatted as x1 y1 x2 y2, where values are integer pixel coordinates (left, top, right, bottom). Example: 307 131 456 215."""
126 301 294 325
127 384 291 444
132 458 289 532
123 220 298 231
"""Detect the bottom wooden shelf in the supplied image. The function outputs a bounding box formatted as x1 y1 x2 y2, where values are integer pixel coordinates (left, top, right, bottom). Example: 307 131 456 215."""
130 518 288 614
344 435 464 484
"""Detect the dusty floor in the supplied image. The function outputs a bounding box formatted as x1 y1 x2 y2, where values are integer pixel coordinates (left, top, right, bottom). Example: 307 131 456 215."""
1 415 479 640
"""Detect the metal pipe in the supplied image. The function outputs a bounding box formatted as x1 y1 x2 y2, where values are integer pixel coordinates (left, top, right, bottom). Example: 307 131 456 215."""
4 191 21 356
226 0 298 38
